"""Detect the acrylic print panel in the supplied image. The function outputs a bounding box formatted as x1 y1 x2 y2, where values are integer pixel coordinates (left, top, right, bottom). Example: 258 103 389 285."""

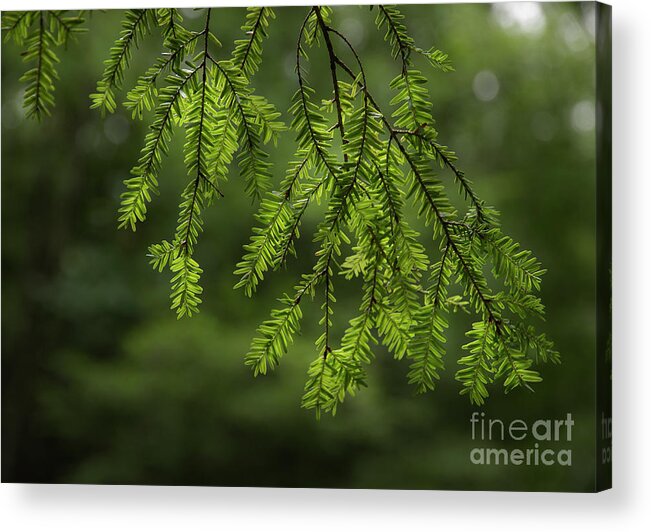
1 2 611 492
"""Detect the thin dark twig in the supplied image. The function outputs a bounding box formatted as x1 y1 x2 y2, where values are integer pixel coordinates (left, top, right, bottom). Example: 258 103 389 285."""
183 8 212 252
314 7 348 162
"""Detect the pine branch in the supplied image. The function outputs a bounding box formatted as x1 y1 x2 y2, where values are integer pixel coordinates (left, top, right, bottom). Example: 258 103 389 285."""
246 270 323 375
232 7 275 78
406 243 451 393
125 29 202 119
457 320 497 405
2 11 35 45
91 9 155 115
118 64 201 231
49 11 86 47
14 12 69 120
3 6 560 415
330 39 500 327
294 9 341 183
167 8 214 318
211 59 278 199
234 155 309 296
315 7 348 161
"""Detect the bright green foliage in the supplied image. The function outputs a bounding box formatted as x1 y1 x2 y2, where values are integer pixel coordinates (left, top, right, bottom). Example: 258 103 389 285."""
484 228 546 292
241 5 558 417
124 30 199 120
457 320 498 405
90 9 157 115
2 6 559 416
376 5 451 150
232 7 275 78
233 186 297 297
407 244 453 393
407 303 447 393
2 11 35 45
169 252 204 318
90 7 281 318
375 5 452 72
333 259 381 398
214 59 283 199
157 8 187 44
510 324 560 364
2 10 85 119
245 276 313 376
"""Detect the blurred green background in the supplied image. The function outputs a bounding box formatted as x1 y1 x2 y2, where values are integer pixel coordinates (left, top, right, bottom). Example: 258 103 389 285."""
2 3 598 490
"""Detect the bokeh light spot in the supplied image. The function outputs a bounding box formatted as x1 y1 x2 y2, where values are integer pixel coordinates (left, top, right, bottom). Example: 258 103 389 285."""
559 13 589 53
104 114 130 145
492 2 546 36
473 70 500 102
180 9 202 20
571 100 595 132
582 2 597 40
340 17 365 48
283 52 296 79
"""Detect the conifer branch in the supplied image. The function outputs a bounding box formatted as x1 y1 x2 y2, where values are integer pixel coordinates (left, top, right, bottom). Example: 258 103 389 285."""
167 8 213 319
315 7 348 161
295 9 340 183
183 11 212 254
91 9 155 115
2 6 559 415
4 10 83 120
118 64 201 231
330 28 500 327
125 30 202 119
33 14 46 116
233 7 274 78
2 11 34 44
